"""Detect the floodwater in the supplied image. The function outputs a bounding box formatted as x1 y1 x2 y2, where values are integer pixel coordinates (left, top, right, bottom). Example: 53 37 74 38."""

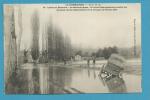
19 63 141 94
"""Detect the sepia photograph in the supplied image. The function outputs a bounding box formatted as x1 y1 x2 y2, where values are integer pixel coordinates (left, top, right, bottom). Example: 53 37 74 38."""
4 3 141 94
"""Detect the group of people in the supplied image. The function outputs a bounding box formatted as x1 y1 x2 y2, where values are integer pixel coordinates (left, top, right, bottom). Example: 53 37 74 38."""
23 49 97 66
23 49 49 63
63 57 97 66
23 49 33 63
87 57 96 66
63 57 72 65
39 50 48 63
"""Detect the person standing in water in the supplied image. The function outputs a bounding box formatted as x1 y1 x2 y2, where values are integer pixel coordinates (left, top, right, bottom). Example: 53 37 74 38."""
63 58 66 65
93 57 96 65
87 58 90 66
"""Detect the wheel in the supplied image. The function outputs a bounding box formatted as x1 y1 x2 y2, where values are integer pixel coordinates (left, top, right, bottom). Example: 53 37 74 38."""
119 72 123 78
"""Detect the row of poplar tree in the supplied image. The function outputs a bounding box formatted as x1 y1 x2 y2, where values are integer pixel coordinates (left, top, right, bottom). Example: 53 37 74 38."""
31 11 72 62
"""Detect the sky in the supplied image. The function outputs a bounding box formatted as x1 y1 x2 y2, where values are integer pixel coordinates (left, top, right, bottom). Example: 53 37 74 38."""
13 3 141 50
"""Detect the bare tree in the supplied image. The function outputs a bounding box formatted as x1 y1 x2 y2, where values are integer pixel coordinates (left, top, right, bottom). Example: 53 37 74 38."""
4 5 18 93
17 6 23 65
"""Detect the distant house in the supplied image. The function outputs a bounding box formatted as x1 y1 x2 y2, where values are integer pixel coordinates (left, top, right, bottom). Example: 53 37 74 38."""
74 55 82 61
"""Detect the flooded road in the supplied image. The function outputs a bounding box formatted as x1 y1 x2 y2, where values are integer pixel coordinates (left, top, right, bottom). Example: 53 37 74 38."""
18 63 141 94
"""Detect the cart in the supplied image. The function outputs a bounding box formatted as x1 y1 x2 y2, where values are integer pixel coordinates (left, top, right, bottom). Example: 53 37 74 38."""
98 54 127 92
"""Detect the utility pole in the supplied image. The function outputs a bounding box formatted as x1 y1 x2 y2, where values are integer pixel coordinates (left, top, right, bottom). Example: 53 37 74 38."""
133 18 136 57
17 6 23 66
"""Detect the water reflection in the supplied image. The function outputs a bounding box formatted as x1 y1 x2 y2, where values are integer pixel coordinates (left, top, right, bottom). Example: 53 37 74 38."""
87 69 90 78
93 65 96 80
26 65 40 94
27 69 34 93
20 64 127 94
39 67 50 94
93 70 96 79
